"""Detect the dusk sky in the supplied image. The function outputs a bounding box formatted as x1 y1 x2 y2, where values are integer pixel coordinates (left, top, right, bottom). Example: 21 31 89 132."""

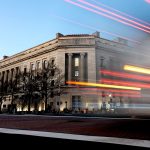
0 0 150 59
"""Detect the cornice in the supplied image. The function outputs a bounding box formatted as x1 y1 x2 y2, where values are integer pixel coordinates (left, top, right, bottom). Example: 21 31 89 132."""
0 44 95 69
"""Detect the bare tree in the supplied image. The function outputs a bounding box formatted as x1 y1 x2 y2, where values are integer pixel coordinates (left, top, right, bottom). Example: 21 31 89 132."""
4 69 22 113
0 78 5 113
0 74 10 112
16 59 64 113
19 70 40 112
38 59 64 112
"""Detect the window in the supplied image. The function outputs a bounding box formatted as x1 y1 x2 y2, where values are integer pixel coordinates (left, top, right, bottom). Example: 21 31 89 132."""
37 61 40 70
31 63 35 70
51 59 54 65
51 80 55 86
51 69 55 76
43 60 48 69
72 96 81 110
16 67 19 74
24 68 27 74
3 105 6 108
75 70 79 77
75 58 79 67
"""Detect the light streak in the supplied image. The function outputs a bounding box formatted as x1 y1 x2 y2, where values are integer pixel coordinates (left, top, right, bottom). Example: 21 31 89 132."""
68 89 141 97
100 79 150 88
124 65 150 74
81 88 141 94
101 70 150 81
81 92 141 97
52 14 141 44
65 0 150 33
91 0 150 26
145 0 150 4
66 81 141 90
78 0 150 30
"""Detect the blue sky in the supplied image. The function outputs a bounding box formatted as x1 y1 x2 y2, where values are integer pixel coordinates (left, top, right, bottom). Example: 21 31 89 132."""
0 0 150 59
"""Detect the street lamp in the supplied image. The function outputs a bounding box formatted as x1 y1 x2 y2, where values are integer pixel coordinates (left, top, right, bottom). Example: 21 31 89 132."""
57 84 61 113
65 101 67 109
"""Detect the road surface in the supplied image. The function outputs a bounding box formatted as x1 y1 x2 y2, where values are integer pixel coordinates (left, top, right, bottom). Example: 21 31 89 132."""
0 114 150 148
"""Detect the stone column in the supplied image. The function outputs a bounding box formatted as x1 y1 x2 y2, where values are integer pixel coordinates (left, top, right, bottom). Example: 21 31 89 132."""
0 72 2 81
68 53 73 81
12 68 16 81
0 72 2 87
80 53 85 81
3 71 6 83
10 69 14 82
7 70 9 82
2 72 5 84
8 70 12 82
6 70 9 83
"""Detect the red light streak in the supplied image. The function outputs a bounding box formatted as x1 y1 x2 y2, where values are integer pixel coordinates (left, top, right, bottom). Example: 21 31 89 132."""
101 70 150 82
91 0 150 26
145 0 150 4
65 0 150 33
78 0 150 30
100 79 150 88
53 14 141 44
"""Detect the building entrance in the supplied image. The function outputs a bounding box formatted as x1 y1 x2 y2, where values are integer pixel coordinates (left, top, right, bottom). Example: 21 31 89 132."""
72 96 81 112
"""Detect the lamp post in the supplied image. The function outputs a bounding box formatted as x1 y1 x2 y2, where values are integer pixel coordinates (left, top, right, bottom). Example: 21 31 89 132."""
65 101 67 109
57 84 61 113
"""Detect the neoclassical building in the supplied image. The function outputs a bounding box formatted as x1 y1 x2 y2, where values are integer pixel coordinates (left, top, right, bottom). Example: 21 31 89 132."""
0 32 150 114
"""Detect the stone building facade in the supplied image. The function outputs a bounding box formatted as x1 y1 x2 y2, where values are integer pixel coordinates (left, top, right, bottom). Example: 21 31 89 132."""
0 32 150 114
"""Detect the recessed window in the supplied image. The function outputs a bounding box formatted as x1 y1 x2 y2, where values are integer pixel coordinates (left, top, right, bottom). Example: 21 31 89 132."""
51 69 55 76
51 80 55 86
16 67 19 74
37 61 40 70
31 63 35 70
43 60 48 69
3 105 6 108
51 59 55 65
24 68 27 74
75 70 79 77
75 58 79 67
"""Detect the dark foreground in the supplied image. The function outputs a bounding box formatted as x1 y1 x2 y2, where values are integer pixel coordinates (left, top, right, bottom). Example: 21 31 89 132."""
0 133 148 149
0 115 150 149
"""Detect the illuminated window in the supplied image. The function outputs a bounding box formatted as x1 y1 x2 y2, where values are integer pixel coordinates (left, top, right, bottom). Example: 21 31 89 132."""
75 71 79 77
75 58 79 67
